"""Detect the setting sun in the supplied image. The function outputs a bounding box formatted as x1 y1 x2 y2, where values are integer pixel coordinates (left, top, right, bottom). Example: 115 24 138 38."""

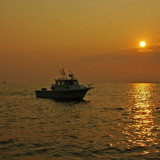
140 41 146 47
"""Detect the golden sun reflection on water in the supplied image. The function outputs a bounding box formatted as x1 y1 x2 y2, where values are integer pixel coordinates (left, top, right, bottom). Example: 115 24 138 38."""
128 83 157 147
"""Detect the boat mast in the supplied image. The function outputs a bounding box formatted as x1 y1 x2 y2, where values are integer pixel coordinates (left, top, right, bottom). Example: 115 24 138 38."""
59 68 67 79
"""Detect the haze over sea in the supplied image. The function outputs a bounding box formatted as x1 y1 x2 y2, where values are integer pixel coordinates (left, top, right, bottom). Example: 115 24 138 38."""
0 83 160 160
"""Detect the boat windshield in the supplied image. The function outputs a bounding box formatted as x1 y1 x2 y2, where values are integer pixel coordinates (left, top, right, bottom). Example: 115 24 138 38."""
64 80 78 85
73 80 78 85
56 80 79 85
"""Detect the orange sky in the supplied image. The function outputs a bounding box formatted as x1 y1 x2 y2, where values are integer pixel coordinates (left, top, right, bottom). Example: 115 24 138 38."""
1 0 160 83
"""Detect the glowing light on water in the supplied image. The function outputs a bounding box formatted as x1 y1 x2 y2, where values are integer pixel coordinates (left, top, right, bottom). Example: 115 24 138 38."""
127 83 157 147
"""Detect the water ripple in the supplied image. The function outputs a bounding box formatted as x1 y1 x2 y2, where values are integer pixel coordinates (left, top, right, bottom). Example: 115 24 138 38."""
0 83 160 159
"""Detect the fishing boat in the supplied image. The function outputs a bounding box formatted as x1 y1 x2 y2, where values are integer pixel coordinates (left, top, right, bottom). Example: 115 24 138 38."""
35 69 94 100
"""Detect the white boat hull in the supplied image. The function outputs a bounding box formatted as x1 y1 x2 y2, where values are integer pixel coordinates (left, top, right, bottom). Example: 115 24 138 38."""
35 88 90 100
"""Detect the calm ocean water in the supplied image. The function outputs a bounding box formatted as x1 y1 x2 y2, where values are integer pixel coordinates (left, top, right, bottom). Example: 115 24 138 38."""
0 83 160 160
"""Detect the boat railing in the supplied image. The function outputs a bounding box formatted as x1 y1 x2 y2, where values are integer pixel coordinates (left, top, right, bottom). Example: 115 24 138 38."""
82 84 94 88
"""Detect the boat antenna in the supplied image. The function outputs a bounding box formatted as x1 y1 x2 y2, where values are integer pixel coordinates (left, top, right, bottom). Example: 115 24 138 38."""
55 60 67 79
59 68 66 77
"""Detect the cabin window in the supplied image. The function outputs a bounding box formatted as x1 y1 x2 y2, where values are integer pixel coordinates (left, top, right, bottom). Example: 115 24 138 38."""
69 81 73 85
73 81 78 85
61 81 65 85
65 81 70 85
57 81 60 85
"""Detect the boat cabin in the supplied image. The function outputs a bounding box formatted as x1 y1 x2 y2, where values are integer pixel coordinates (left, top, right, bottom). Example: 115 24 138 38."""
55 73 79 86
51 73 80 90
55 79 79 86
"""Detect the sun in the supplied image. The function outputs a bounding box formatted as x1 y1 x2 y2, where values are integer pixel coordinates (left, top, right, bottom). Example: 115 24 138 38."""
140 41 146 47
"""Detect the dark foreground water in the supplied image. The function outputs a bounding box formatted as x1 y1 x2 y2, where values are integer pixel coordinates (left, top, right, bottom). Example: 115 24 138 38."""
0 83 160 160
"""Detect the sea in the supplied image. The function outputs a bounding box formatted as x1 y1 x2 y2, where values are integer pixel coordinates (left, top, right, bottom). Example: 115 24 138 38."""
0 83 160 160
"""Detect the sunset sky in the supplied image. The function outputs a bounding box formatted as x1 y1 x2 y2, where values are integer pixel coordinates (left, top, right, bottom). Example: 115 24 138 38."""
1 0 160 83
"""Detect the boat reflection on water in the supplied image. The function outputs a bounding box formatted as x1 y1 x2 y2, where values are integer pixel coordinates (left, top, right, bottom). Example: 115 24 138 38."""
125 83 158 149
